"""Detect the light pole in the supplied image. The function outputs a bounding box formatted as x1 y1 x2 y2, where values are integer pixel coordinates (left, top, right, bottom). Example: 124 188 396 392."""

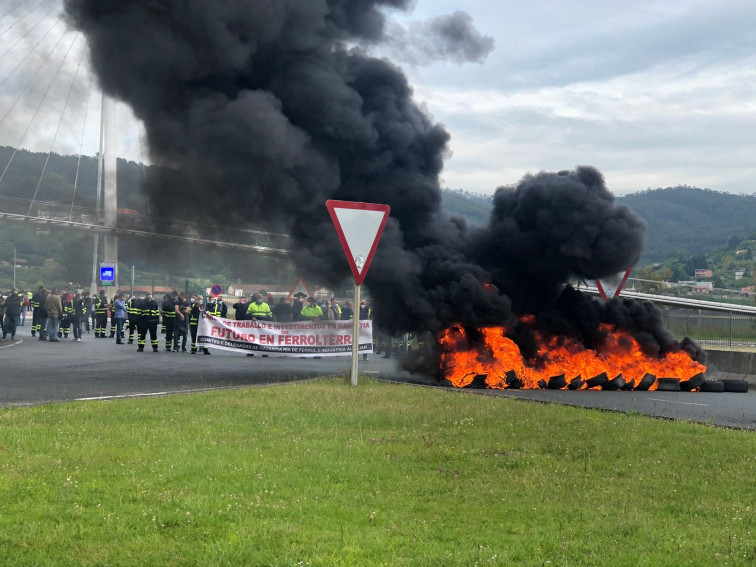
0 241 16 288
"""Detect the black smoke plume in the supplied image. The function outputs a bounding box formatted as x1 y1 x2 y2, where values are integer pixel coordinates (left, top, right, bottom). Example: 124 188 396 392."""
63 0 704 376
385 11 495 65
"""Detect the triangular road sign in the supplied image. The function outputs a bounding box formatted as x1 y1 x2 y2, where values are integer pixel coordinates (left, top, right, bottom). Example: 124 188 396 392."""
595 268 633 301
326 200 391 285
287 277 312 300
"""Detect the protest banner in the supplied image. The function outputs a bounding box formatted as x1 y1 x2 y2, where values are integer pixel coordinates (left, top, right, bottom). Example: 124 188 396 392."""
197 314 373 357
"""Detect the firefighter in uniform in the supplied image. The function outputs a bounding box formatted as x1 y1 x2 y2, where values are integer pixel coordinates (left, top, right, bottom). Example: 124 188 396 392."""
94 290 109 338
205 295 227 318
30 285 45 337
137 292 160 352
161 293 176 351
189 295 210 355
60 293 73 339
108 293 115 337
126 294 139 344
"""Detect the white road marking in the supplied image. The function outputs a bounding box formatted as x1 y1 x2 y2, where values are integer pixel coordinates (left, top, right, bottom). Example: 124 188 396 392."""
75 387 223 402
647 398 710 407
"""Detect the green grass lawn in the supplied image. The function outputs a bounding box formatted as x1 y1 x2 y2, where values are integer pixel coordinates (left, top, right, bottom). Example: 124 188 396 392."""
0 378 754 566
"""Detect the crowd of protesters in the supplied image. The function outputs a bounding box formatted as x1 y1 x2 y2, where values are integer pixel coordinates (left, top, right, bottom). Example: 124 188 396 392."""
230 293 370 325
0 286 408 357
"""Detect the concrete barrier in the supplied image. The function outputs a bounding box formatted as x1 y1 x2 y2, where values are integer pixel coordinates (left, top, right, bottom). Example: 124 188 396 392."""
704 349 756 386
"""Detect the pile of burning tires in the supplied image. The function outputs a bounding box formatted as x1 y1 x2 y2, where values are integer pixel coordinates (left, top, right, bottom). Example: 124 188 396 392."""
463 371 750 393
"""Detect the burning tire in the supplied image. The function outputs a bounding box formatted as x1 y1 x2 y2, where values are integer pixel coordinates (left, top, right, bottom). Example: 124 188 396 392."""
635 373 656 391
537 379 547 390
603 374 626 391
721 379 750 393
547 374 567 390
656 377 681 391
568 376 584 390
680 373 706 392
585 372 608 389
464 374 489 389
505 370 524 389
621 378 636 391
700 380 725 393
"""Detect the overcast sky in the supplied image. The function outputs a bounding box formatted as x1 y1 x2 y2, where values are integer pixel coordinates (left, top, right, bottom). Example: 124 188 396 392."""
1 0 755 196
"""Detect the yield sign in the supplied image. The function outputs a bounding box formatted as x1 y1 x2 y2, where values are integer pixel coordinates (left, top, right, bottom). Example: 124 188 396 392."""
326 200 391 285
287 277 312 300
595 268 633 301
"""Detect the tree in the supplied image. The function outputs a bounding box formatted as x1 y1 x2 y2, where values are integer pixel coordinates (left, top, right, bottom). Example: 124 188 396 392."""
728 234 744 250
42 259 68 285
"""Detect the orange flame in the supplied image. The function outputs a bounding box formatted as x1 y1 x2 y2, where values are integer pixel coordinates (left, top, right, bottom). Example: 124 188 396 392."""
439 323 706 390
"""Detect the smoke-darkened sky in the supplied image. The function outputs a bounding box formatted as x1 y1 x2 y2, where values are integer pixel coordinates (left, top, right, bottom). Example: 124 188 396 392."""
0 0 755 196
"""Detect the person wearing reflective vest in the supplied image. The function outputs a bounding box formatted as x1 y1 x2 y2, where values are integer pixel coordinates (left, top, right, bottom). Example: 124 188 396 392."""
60 294 73 339
206 296 227 318
299 297 322 321
94 291 109 338
161 293 176 351
30 285 45 337
136 293 160 352
126 295 139 344
245 294 272 321
189 295 210 355
330 298 342 320
108 293 118 338
71 291 85 341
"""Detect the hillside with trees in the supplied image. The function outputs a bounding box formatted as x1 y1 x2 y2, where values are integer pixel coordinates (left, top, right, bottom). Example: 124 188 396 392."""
635 231 756 294
440 189 491 226
617 187 756 264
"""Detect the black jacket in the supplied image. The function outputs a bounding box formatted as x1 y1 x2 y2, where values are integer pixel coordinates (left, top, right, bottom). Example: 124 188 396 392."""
3 294 21 317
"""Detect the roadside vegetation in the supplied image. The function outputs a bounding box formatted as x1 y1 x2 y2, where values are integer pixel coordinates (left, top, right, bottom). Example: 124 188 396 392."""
0 378 753 566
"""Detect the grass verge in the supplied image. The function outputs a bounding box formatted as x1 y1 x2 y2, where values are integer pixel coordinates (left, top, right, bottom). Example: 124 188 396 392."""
0 378 754 566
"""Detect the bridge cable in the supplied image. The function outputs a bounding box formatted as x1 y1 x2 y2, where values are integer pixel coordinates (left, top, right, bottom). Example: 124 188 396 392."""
0 15 63 97
0 0 32 22
27 33 84 216
0 0 48 40
0 26 72 193
70 47 93 220
0 0 61 61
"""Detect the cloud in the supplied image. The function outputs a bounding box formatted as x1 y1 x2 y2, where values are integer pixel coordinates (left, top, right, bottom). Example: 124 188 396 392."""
413 47 756 195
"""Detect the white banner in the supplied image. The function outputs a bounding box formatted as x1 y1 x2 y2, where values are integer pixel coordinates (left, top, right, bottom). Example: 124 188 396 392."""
197 314 373 357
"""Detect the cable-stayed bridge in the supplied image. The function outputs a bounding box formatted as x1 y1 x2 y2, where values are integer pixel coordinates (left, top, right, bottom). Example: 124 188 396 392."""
0 0 290 287
0 195 290 255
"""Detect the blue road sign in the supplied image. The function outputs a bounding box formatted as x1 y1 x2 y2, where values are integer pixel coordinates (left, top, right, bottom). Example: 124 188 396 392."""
100 265 115 283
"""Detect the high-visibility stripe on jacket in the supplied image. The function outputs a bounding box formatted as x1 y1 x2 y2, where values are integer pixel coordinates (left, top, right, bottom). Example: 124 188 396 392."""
94 296 108 314
126 297 139 317
161 301 176 318
141 306 160 318
190 303 201 326
246 302 272 319
206 302 223 317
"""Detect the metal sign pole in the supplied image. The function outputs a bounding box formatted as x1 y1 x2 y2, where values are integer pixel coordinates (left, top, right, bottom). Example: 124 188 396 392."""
351 282 360 386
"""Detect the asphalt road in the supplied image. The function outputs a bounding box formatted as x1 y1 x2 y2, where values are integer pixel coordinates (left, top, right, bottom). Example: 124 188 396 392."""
1 324 754 430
